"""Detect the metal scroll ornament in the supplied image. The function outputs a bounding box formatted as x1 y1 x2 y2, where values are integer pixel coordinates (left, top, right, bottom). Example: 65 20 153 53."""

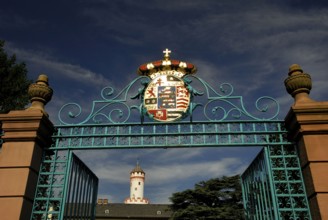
57 49 280 125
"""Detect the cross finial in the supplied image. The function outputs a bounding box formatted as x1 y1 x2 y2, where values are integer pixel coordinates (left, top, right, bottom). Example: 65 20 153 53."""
163 48 171 60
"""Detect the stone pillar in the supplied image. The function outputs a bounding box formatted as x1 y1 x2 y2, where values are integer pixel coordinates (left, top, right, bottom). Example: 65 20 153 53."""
284 64 328 220
0 75 53 220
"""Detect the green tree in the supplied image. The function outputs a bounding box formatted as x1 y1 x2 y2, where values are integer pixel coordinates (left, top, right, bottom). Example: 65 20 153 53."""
0 40 31 113
169 175 244 220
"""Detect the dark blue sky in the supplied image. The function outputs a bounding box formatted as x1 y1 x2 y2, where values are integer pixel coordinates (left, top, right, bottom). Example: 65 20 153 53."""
1 0 328 203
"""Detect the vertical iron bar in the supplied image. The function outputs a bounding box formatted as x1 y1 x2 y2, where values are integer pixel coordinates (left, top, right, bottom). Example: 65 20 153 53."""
91 127 95 148
241 177 247 219
79 127 84 147
83 174 89 219
69 155 79 218
89 173 94 219
264 123 269 143
78 163 86 219
74 157 83 218
202 123 205 145
260 169 270 219
264 146 279 219
60 150 72 220
89 179 93 219
240 123 244 144
253 123 257 144
190 123 193 145
104 126 108 146
82 165 89 219
165 124 168 146
91 176 99 220
116 126 119 146
83 171 91 219
215 123 218 145
153 124 156 146
228 123 231 144
30 150 52 220
129 125 132 147
55 128 61 148
46 149 58 220
141 125 144 146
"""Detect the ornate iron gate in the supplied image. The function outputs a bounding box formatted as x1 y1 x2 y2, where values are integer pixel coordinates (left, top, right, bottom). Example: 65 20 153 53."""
30 74 311 219
31 151 98 220
241 145 311 219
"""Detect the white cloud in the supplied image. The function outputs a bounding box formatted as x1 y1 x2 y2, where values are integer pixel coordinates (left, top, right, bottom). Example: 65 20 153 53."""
84 151 248 203
79 0 328 105
147 157 245 185
154 148 207 162
148 187 176 204
5 43 110 87
75 149 246 186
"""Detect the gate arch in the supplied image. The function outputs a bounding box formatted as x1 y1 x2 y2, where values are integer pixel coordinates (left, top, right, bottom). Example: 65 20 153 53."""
30 59 312 219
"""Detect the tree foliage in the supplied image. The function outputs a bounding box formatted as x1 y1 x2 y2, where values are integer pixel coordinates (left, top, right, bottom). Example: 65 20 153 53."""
169 175 244 220
0 40 31 113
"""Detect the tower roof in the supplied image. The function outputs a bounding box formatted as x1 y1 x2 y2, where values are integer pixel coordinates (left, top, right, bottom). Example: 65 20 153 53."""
131 162 145 174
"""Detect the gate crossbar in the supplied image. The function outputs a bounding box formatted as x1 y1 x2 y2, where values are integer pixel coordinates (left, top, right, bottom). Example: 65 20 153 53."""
51 120 291 150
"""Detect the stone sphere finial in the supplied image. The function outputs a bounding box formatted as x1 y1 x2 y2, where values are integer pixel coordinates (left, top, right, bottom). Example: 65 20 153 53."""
27 74 53 116
284 64 313 104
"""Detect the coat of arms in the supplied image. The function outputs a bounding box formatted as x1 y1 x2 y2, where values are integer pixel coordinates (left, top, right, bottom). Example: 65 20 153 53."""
144 74 190 121
138 49 197 122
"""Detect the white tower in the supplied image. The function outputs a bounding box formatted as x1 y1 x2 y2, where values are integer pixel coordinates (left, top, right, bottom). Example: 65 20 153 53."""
124 162 149 204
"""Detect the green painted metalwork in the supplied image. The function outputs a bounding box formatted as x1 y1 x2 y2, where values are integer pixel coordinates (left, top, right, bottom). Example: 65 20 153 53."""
30 151 98 220
242 148 277 219
57 76 280 125
62 153 98 219
30 76 313 219
50 121 289 150
242 145 311 219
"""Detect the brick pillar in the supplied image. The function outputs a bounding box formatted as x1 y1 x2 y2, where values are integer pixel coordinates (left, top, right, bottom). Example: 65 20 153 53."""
0 75 53 220
284 64 328 220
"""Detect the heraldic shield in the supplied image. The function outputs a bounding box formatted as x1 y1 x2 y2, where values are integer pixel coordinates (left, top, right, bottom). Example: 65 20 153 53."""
144 74 190 122
137 49 196 122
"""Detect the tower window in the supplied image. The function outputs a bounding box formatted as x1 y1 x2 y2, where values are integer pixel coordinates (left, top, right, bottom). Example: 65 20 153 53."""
135 187 137 191
138 182 141 185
